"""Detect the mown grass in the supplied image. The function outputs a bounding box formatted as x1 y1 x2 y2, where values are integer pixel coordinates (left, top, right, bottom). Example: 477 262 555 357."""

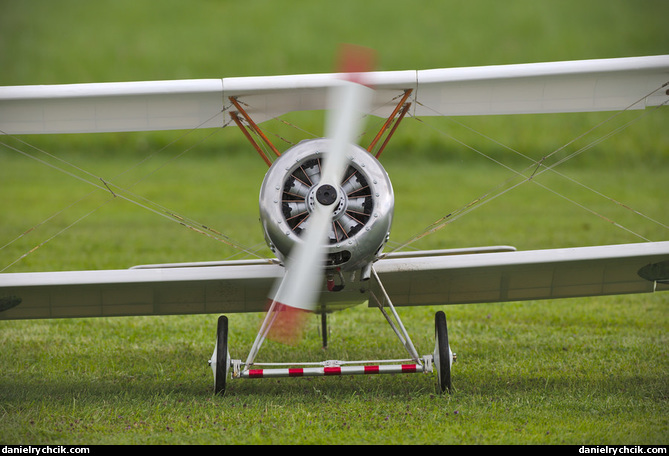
0 295 667 444
1 0 668 446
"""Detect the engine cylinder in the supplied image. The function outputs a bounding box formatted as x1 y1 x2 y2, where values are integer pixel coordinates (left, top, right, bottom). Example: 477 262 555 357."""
259 138 394 274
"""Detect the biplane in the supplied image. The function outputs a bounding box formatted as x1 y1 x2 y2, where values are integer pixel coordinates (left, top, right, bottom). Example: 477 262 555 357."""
1 51 668 394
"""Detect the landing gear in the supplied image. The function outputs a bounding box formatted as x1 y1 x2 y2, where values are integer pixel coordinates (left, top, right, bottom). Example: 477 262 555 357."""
210 315 230 395
320 312 329 349
434 311 452 393
208 277 457 394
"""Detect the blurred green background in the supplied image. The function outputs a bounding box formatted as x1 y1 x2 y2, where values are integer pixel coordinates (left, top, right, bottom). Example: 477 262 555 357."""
2 0 668 83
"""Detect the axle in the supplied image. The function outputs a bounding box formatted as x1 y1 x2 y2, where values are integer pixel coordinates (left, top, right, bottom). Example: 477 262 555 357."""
233 356 434 379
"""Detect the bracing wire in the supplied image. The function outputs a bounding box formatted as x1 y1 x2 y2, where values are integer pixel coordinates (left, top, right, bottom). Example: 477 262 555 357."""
387 82 669 253
0 107 269 271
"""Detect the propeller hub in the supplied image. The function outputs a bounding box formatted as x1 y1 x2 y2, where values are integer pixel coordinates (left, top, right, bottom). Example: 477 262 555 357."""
315 184 338 206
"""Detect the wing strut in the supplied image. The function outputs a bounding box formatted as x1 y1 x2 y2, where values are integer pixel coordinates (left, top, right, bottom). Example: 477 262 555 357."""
367 89 413 158
229 111 273 167
229 97 281 166
230 87 413 165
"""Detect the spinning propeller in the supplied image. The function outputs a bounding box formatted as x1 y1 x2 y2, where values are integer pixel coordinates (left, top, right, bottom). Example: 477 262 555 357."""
259 46 375 346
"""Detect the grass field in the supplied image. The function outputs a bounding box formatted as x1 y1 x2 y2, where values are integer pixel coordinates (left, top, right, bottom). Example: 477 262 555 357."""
1 0 668 446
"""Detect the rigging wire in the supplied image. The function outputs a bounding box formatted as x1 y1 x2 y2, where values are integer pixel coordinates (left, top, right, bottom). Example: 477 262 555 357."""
387 83 669 253
0 107 268 271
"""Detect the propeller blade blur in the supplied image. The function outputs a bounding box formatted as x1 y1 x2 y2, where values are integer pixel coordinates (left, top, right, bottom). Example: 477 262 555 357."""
263 46 374 345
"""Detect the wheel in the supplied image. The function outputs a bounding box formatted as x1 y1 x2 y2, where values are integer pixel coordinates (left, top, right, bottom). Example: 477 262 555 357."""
434 311 452 393
213 315 230 395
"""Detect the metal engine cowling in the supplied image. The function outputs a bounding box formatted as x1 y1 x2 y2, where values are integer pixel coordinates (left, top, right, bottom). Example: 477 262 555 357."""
259 138 394 278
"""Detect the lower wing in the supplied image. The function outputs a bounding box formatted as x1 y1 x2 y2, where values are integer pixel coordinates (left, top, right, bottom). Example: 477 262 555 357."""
1 242 667 320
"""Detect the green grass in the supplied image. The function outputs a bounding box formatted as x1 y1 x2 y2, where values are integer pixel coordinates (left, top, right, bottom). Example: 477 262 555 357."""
0 296 666 444
1 0 668 446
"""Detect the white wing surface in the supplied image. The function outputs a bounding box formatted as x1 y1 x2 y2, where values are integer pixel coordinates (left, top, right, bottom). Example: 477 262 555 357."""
1 242 667 320
2 55 667 134
411 55 669 117
0 79 226 134
373 242 669 307
0 259 281 319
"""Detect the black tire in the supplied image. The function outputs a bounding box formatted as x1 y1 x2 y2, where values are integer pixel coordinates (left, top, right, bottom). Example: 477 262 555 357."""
214 315 229 395
434 311 452 393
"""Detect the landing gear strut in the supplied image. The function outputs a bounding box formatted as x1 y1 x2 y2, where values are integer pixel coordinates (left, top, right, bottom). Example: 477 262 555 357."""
209 269 457 394
320 313 329 349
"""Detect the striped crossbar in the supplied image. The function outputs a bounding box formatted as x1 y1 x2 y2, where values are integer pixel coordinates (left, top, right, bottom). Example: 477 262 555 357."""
240 364 423 379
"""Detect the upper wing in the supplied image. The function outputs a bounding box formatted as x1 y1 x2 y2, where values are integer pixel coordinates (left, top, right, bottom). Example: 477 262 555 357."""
1 242 667 320
2 55 668 134
410 55 669 117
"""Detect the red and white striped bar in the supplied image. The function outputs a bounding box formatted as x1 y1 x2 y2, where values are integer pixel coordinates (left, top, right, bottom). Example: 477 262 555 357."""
240 363 426 379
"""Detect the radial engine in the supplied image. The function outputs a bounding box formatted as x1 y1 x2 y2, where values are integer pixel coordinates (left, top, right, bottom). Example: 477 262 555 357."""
259 138 394 282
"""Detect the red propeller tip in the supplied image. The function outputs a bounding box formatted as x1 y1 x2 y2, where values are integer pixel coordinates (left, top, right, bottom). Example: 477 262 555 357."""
264 301 312 346
336 44 376 85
